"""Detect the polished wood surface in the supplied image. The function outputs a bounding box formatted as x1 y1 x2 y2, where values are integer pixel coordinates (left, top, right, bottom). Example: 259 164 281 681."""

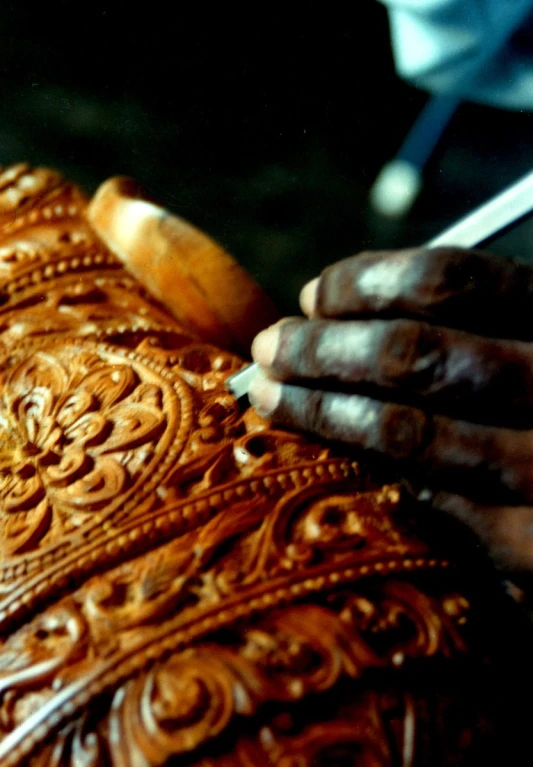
0 164 527 766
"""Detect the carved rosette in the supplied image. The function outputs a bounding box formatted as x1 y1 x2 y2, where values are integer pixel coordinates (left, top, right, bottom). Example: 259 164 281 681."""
0 165 526 766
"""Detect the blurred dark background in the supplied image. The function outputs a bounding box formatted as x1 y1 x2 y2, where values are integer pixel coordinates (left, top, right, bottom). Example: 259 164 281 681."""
2 2 533 311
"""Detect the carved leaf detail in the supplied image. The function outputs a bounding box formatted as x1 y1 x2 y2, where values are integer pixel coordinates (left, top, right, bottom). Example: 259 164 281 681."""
28 715 105 767
81 365 136 410
62 413 109 449
1 498 51 555
56 456 127 510
56 391 96 430
46 448 92 487
103 593 467 767
0 342 176 552
100 403 165 453
0 600 88 730
2 470 44 513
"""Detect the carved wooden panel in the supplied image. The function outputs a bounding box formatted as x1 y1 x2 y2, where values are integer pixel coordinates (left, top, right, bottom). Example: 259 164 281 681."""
0 164 528 766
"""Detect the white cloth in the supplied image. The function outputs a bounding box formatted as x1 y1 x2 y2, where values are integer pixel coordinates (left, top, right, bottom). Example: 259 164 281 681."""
381 0 533 109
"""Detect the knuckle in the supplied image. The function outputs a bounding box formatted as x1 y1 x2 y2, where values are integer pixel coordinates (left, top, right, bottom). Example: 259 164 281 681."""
318 257 360 314
301 322 327 376
479 346 533 411
480 432 533 502
304 389 328 435
380 320 443 388
378 403 431 461
275 321 313 377
438 248 494 292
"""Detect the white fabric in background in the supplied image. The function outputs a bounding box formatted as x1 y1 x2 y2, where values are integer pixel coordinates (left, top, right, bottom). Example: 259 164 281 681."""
381 0 533 109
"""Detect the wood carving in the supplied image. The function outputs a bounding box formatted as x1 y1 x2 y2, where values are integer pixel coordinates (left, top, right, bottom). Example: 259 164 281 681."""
0 163 529 766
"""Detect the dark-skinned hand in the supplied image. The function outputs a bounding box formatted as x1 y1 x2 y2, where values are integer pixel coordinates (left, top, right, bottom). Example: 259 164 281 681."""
249 247 533 581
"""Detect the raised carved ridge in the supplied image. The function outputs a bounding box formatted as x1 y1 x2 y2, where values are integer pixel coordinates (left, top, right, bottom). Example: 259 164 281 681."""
0 165 523 766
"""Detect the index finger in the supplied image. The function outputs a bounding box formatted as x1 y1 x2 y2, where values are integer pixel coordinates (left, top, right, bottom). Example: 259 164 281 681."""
301 248 533 340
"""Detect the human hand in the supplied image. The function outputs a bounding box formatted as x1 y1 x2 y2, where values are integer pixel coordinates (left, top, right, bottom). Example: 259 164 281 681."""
249 247 533 577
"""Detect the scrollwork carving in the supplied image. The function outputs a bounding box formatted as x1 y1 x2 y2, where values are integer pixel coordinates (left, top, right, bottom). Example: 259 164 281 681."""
0 341 190 557
0 165 525 767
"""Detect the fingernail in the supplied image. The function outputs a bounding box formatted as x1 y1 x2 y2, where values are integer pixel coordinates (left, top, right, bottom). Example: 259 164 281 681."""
251 325 281 368
248 370 282 418
299 277 319 316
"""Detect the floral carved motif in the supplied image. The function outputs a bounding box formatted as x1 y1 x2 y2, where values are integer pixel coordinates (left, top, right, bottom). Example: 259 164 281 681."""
0 165 526 766
0 341 191 556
